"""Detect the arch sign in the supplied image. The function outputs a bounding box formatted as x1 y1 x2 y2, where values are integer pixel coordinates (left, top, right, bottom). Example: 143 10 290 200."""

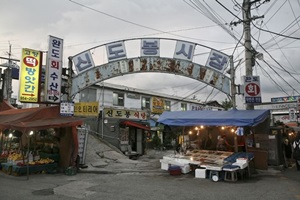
70 38 231 97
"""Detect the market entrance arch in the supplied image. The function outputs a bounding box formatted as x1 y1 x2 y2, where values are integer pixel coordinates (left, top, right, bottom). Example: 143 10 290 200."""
70 38 231 98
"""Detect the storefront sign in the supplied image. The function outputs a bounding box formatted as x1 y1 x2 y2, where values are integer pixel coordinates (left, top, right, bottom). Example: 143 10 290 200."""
152 97 164 114
289 108 297 122
271 96 300 103
74 102 99 117
19 48 42 103
60 101 74 116
243 76 262 104
45 35 63 103
127 92 140 99
255 102 297 110
104 108 147 120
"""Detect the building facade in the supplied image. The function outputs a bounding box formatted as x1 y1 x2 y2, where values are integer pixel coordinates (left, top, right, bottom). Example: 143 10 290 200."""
78 82 223 156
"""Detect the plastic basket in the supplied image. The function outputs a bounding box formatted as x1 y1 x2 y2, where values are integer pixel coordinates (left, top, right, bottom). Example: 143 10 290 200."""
65 166 77 176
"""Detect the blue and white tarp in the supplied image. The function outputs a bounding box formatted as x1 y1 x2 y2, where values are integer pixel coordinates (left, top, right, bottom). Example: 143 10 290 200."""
158 109 270 127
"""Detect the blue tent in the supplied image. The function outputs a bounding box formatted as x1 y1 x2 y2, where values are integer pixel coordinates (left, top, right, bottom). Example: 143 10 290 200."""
157 109 270 127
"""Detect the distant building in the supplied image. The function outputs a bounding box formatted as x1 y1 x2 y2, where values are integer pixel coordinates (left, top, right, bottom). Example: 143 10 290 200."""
78 82 224 156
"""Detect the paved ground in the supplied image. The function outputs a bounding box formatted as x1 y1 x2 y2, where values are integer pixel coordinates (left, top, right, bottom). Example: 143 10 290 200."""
81 133 172 174
1 133 300 200
80 133 299 180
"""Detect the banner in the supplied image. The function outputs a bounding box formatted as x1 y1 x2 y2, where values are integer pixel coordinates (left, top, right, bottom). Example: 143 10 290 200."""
45 35 63 103
19 48 41 103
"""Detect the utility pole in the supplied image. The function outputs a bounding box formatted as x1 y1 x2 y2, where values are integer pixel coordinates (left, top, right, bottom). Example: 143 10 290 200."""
243 0 254 110
241 0 264 110
229 56 236 109
0 43 14 103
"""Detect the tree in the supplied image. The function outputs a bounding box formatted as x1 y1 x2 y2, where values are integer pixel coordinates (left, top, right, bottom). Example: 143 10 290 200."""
222 98 233 110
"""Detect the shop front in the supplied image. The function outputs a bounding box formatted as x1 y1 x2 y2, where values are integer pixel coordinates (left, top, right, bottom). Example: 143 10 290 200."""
0 102 83 176
100 107 150 158
157 109 271 182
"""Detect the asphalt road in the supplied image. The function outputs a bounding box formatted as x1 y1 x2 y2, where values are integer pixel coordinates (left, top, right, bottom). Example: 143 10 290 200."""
0 168 299 200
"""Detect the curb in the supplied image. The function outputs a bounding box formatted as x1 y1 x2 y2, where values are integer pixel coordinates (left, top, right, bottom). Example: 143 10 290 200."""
78 168 166 175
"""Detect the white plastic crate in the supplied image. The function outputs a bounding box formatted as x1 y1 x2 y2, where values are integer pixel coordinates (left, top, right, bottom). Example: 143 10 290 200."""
181 165 191 174
195 168 206 178
160 159 169 170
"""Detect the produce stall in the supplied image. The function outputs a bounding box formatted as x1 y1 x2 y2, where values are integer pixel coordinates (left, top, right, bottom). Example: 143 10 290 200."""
160 149 253 182
0 101 83 177
1 160 57 176
157 109 269 181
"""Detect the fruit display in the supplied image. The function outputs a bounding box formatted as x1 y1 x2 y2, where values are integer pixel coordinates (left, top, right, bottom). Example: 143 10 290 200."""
7 153 23 161
28 158 55 166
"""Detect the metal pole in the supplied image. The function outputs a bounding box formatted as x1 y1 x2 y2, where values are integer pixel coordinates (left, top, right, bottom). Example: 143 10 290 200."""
67 57 73 102
7 44 12 103
243 0 254 110
230 56 236 109
230 56 238 152
26 134 30 180
101 83 104 138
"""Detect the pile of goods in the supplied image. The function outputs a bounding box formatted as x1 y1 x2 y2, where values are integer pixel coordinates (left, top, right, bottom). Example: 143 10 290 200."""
27 158 55 166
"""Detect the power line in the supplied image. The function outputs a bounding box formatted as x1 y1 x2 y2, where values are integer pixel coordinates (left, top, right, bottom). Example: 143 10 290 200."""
251 34 300 89
256 61 289 96
64 25 232 48
68 0 231 44
252 22 300 40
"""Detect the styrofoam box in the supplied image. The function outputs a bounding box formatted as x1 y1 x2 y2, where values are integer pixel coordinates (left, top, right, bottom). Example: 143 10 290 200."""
195 168 206 178
232 162 248 169
160 159 169 170
181 165 191 174
236 158 248 164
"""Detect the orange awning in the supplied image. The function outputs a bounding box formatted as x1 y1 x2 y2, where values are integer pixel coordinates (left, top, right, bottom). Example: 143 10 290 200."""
120 120 150 131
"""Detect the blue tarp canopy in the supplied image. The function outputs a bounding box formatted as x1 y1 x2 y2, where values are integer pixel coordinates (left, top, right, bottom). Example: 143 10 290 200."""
157 109 270 127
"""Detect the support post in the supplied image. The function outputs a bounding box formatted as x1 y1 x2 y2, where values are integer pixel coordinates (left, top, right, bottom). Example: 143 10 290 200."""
243 0 254 110
230 56 236 109
67 57 73 102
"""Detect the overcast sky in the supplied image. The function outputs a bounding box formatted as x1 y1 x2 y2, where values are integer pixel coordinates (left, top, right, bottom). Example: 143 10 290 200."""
1 0 300 109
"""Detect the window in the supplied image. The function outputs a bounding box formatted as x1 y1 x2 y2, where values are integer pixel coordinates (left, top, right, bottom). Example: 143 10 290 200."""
181 103 187 111
80 88 97 102
164 100 171 111
141 96 151 110
113 92 124 106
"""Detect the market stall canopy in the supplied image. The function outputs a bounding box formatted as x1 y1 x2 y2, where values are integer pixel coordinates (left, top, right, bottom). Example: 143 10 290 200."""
157 109 270 127
0 104 83 133
0 100 15 111
120 120 151 131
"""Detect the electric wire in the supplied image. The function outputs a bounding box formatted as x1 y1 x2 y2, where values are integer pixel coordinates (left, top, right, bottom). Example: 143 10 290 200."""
251 35 300 91
256 61 289 96
68 0 232 45
252 8 299 75
252 22 300 40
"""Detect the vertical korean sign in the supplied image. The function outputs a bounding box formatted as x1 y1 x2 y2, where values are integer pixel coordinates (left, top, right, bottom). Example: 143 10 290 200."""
243 76 262 104
19 48 41 103
45 35 63 103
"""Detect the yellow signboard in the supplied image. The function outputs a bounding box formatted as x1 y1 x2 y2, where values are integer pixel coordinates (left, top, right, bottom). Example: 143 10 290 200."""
19 48 41 103
74 102 99 117
104 108 147 120
152 97 165 114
